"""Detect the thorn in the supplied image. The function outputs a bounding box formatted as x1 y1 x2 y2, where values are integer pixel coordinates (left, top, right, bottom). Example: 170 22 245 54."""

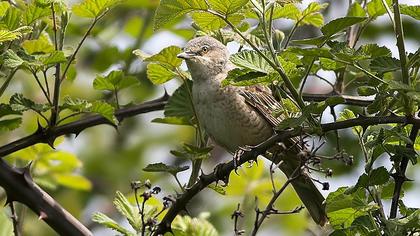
161 88 170 100
46 136 56 149
38 211 48 220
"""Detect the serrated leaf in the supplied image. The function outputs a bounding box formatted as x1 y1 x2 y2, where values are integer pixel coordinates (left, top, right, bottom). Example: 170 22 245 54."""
61 96 92 112
287 47 333 58
151 117 191 125
93 70 139 91
24 2 50 25
208 0 248 15
0 2 10 17
357 44 391 59
54 174 92 190
154 0 208 30
230 50 273 73
0 30 19 43
90 101 117 124
299 2 328 27
172 215 218 236
9 93 48 112
2 7 21 30
320 58 345 70
326 96 346 106
72 0 120 18
113 191 142 231
146 63 177 84
41 51 67 65
321 17 366 36
222 68 274 86
370 56 400 74
400 5 420 20
3 50 25 68
192 12 243 31
22 33 54 54
271 3 300 20
164 81 194 121
338 109 362 134
348 2 366 17
143 46 182 68
143 163 189 175
92 213 135 236
366 0 390 19
292 35 330 47
0 118 22 131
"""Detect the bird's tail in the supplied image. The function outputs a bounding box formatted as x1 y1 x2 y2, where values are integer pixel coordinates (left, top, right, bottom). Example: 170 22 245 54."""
270 148 327 226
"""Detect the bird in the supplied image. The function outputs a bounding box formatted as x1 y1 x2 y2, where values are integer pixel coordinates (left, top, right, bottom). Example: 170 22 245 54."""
177 36 327 226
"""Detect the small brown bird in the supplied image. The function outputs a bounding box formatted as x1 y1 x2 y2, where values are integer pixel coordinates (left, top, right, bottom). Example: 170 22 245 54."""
177 36 327 225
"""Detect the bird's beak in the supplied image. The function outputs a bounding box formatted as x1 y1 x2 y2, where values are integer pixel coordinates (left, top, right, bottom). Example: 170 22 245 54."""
177 51 196 60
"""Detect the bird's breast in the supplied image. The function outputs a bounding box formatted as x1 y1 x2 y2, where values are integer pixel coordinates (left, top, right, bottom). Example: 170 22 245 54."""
192 79 273 153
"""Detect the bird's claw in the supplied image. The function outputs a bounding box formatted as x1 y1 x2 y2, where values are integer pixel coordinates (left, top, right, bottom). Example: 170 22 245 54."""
233 145 255 174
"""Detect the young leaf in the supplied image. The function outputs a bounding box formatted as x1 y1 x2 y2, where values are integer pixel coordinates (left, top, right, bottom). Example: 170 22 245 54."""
113 191 142 232
370 56 400 74
192 12 243 31
143 46 182 68
348 2 366 17
357 44 391 59
271 3 300 20
90 101 117 124
72 0 120 18
24 2 50 25
366 0 390 19
41 51 67 65
0 2 10 16
172 214 218 236
400 5 420 20
207 0 249 15
0 30 20 43
230 50 273 73
154 0 208 30
3 50 25 68
9 93 48 112
2 7 22 30
146 63 177 84
93 70 139 91
21 33 54 54
299 2 328 27
0 118 22 132
54 174 92 191
92 213 135 236
321 17 366 37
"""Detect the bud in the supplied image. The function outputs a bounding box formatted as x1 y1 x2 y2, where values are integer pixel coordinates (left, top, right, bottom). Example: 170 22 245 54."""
272 29 285 51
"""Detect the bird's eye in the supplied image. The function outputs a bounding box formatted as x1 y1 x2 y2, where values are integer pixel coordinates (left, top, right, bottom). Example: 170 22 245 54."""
201 45 209 53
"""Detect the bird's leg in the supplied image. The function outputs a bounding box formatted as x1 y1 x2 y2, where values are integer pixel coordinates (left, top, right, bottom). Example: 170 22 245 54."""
233 145 255 174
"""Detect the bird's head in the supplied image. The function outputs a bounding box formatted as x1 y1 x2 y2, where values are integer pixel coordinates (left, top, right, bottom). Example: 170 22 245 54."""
177 36 230 79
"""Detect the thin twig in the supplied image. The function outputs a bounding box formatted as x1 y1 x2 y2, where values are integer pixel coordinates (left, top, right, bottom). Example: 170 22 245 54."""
31 71 52 105
10 202 21 236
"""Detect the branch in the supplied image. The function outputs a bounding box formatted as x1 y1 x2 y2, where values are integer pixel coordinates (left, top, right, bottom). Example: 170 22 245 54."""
0 95 168 157
302 93 373 106
154 114 420 234
0 160 92 236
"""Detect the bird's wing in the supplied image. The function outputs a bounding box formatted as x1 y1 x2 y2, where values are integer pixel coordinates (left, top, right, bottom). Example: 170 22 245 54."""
239 85 283 127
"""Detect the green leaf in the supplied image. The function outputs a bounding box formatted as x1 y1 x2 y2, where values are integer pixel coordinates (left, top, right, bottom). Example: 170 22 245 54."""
93 70 139 91
291 35 331 47
2 7 22 30
24 2 50 25
299 2 328 27
54 174 92 190
41 51 67 65
271 3 300 20
172 214 218 236
191 12 243 31
72 0 120 18
338 109 362 134
357 44 391 59
366 0 390 19
92 213 135 236
353 167 390 190
3 49 25 68
21 33 54 54
400 5 420 20
0 30 20 43
164 81 194 121
230 50 273 73
320 58 345 71
170 143 213 160
143 46 182 68
9 93 48 113
143 162 189 176
357 86 377 96
61 96 92 112
287 47 333 58
276 115 306 130
113 191 142 232
0 2 10 17
146 63 177 84
222 68 274 86
90 101 117 124
154 0 208 30
0 118 22 132
370 56 400 74
208 183 226 195
348 2 366 17
321 17 366 36
208 0 249 15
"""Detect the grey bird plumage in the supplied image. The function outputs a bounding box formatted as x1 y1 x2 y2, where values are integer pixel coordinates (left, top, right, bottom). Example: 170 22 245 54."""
178 36 327 225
